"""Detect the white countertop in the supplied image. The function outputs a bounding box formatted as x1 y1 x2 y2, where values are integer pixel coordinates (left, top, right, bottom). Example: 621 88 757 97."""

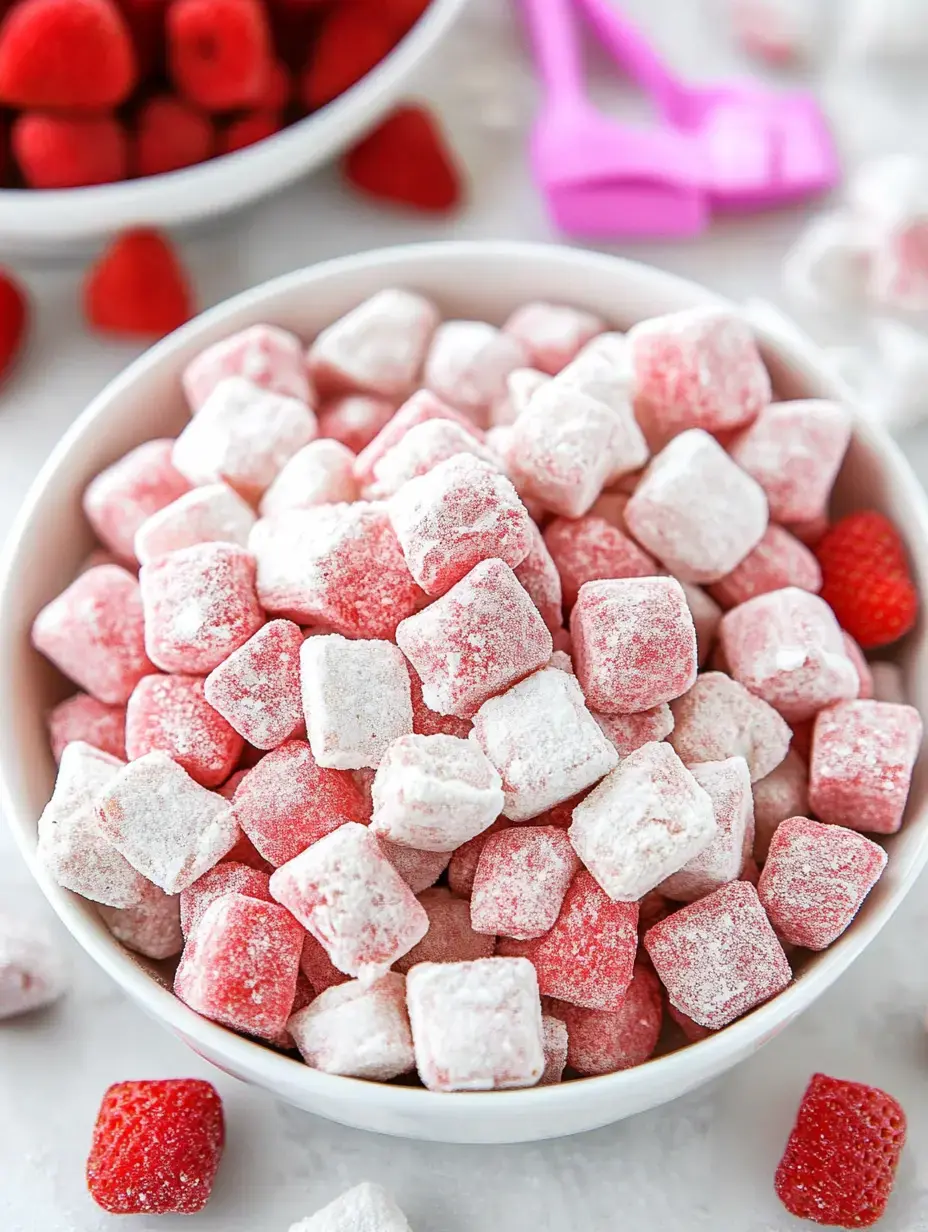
2 2 928 1229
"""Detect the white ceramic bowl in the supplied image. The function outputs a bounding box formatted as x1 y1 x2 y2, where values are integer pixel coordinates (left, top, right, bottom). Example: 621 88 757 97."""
2 242 927 1145
0 0 468 253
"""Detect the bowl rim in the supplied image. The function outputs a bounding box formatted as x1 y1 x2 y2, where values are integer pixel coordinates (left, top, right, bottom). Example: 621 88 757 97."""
3 239 928 1119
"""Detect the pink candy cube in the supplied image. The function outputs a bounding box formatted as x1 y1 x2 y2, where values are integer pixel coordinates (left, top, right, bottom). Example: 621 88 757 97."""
316 393 396 453
644 880 791 1029
394 887 495 973
569 742 717 901
720 587 859 722
134 482 257 565
407 667 472 740
470 825 581 940
660 757 754 901
470 667 617 821
446 819 509 899
491 367 548 427
543 515 658 609
83 439 191 563
179 860 271 938
553 963 663 1075
269 823 428 978
98 882 184 961
506 529 562 647
502 301 606 376
0 913 67 1019
405 957 545 1091
259 440 359 517
809 700 923 834
353 388 483 487
125 674 243 788
752 749 809 862
424 319 528 427
668 671 791 782
368 418 501 499
140 542 265 674
625 429 768 584
570 577 698 715
539 1014 569 1085
708 524 822 610
183 323 311 411
593 704 674 757
33 565 156 705
681 583 723 668
47 693 126 763
380 841 451 895
204 619 304 751
730 400 852 523
175 893 304 1039
758 816 887 949
288 972 415 1080
396 559 553 719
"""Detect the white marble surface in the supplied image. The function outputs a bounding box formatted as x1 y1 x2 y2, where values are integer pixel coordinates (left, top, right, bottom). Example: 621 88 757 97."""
2 2 928 1229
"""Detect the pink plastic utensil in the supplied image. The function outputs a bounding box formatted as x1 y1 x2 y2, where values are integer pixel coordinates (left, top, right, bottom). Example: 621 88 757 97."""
574 0 840 208
520 0 708 239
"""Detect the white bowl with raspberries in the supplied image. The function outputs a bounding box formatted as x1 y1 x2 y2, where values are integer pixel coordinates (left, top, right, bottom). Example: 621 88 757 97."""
2 240 927 1145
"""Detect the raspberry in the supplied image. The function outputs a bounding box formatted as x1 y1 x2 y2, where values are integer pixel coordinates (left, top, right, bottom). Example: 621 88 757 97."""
13 113 128 188
0 269 27 387
221 110 281 154
86 1078 224 1215
301 7 397 110
167 0 273 111
0 0 137 109
816 510 919 649
84 229 193 338
135 94 214 177
343 105 462 214
775 1074 906 1227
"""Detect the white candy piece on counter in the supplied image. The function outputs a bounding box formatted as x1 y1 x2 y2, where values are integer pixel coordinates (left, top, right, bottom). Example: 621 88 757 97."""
301 634 412 770
502 301 606 375
288 1183 412 1232
660 757 754 902
781 212 873 312
424 319 528 426
668 671 792 782
287 972 415 1080
0 912 67 1019
259 439 359 516
182 323 311 411
134 483 256 564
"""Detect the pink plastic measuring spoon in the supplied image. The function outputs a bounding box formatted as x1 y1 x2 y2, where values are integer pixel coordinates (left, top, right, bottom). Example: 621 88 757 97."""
520 0 708 238
574 0 840 207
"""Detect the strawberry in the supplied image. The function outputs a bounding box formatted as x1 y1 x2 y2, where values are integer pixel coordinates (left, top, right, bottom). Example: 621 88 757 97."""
775 1073 906 1228
221 110 281 154
12 114 128 188
0 0 137 110
86 1079 224 1215
84 229 193 338
816 510 919 649
135 94 214 177
368 0 431 34
343 105 462 214
301 7 397 111
0 270 27 386
167 0 274 111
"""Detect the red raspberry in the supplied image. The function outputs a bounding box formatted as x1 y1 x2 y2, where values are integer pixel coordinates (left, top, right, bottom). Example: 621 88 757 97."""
86 1078 224 1215
816 510 919 649
775 1073 906 1228
343 105 462 214
135 94 214 177
0 269 27 387
221 110 281 154
301 7 398 110
12 113 128 188
0 0 137 109
167 0 273 111
84 229 193 338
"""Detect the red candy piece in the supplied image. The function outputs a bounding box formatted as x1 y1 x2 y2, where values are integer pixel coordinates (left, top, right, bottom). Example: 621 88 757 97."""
708 524 822 610
0 0 137 110
543 515 658 609
0 270 27 388
753 748 808 862
408 667 471 740
125 674 243 788
471 825 581 941
204 619 303 751
301 6 396 109
221 110 281 153
12 113 128 188
86 1078 224 1215
83 439 191 564
343 105 462 214
353 388 480 488
553 963 663 1075
84 229 193 338
317 394 396 454
446 818 508 898
167 0 272 110
179 859 271 937
135 94 214 176
394 886 495 973
775 1074 906 1228
300 932 350 996
48 693 126 762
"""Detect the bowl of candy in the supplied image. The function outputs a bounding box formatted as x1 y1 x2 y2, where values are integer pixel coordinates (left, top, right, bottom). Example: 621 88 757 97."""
2 240 927 1145
0 0 468 251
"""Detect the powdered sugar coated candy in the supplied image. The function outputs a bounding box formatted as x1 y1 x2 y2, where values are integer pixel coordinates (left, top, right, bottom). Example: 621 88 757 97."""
179 860 271 938
498 870 638 1011
729 0 820 64
316 394 395 453
550 332 633 415
446 819 509 898
543 515 658 609
369 418 501 499
721 587 860 722
370 733 502 852
37 742 148 908
232 739 368 866
96 751 239 893
554 963 663 1075
98 883 184 961
134 483 256 565
172 376 318 503
661 757 754 902
406 957 544 1091
204 619 304 751
668 671 791 782
570 577 698 715
513 521 563 634
301 634 412 770
407 667 472 740
667 1001 713 1042
353 388 483 488
758 816 887 950
289 1183 412 1232
644 880 791 1029
782 213 873 312
389 453 532 596
680 583 722 668
83 440 191 563
32 565 155 705
125 675 243 788
288 971 414 1080
502 301 606 376
730 401 852 524
270 823 428 978
140 542 264 674
0 912 67 1018
753 748 809 862
396 559 553 718
381 842 452 895
424 319 528 427
300 934 350 996
843 633 874 700
708 524 822 610
175 893 304 1039
809 699 923 834
183 323 311 411
491 367 549 426
259 440 358 517
47 693 126 762
624 429 769 584
593 704 674 757
394 887 495 973
539 1014 569 1085
628 306 771 444
470 667 618 821
249 502 422 638
569 742 717 901
471 825 581 940
307 289 439 399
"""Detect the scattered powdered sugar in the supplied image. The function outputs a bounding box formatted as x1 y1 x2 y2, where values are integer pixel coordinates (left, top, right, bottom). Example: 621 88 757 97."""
288 1182 412 1232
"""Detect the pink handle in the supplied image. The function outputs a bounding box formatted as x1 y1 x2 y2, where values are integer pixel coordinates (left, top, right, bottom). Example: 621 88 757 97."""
520 0 587 101
573 0 685 119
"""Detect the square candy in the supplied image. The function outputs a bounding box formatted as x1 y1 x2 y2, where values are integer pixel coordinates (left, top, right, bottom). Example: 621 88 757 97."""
204 619 304 751
287 972 415 1081
353 388 482 487
380 842 452 896
179 860 271 939
470 825 581 940
593 704 674 758
424 319 528 427
134 483 257 565
752 748 809 862
183 323 311 411
513 521 563 634
708 524 823 610
539 1014 569 1085
660 757 755 902
393 888 495 973
369 419 501 499
502 301 606 375
289 1183 412 1232
553 963 663 1075
125 674 243 788
316 394 395 454
98 882 184 961
543 515 658 609
83 439 191 563
668 671 791 782
48 693 126 763
491 367 549 427
258 440 358 517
